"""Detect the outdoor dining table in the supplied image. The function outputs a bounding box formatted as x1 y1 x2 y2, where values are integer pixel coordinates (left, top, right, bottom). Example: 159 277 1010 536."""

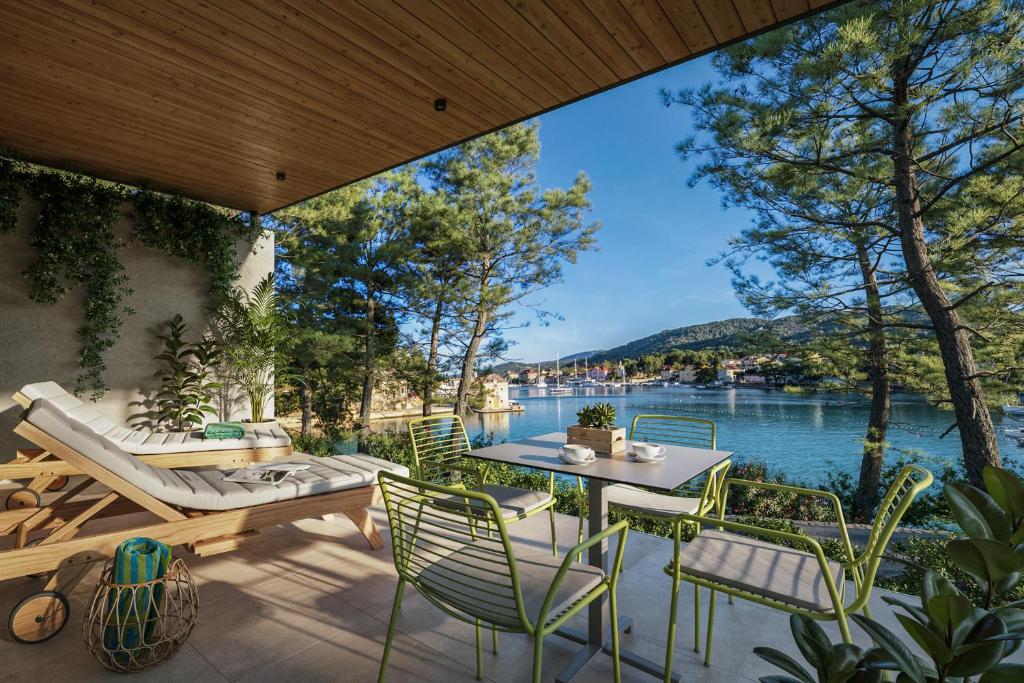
467 432 733 682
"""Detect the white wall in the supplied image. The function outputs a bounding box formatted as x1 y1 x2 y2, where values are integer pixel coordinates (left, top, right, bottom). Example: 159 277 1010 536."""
0 196 274 460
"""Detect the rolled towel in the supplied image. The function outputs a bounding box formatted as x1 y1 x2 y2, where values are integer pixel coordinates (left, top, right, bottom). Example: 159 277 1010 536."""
104 537 173 658
203 422 245 439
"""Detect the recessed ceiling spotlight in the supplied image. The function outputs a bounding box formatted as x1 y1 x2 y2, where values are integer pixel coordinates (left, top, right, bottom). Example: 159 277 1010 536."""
434 98 447 112
276 171 286 181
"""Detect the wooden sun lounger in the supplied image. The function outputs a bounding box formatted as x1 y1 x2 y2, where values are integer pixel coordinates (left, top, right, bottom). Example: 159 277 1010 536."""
4 388 292 511
1 410 404 644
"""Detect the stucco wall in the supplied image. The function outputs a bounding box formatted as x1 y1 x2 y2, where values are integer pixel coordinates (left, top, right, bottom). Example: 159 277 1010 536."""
0 196 274 460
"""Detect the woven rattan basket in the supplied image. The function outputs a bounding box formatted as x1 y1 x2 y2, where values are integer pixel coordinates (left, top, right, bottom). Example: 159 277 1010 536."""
83 558 199 672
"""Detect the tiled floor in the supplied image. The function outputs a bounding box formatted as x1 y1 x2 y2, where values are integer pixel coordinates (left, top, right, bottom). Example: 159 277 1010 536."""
1 507 1017 682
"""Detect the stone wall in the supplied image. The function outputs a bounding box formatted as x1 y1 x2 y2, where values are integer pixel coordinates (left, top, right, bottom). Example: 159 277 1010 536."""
0 196 274 461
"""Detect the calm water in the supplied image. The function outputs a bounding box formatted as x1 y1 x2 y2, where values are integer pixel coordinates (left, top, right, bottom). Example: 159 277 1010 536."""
369 385 1024 485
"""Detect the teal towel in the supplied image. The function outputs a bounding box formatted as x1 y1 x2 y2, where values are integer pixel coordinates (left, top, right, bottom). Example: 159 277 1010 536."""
203 422 245 439
104 538 172 657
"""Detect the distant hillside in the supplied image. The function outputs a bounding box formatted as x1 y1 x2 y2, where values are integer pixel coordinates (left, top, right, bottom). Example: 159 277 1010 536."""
494 316 814 372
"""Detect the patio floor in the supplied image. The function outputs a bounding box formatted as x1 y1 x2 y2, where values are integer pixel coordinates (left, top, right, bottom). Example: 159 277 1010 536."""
1 499 1017 683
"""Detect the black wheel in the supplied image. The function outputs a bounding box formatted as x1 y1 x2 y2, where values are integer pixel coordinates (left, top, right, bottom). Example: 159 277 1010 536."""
4 488 41 511
46 475 69 492
8 591 69 644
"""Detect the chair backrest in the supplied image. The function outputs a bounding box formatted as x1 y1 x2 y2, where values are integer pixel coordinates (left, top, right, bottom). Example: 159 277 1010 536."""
407 415 474 483
629 414 716 450
699 458 732 516
378 471 531 631
850 464 934 609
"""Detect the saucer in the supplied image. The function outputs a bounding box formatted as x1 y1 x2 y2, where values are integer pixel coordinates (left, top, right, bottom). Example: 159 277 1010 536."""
559 453 596 466
628 452 665 463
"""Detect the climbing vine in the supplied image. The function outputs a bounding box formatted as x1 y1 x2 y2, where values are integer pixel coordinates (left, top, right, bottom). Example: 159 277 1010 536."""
24 171 131 398
0 156 24 235
133 192 263 305
1 156 263 398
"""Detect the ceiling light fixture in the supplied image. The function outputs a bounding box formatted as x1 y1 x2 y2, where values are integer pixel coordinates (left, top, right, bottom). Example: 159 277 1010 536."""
434 98 447 112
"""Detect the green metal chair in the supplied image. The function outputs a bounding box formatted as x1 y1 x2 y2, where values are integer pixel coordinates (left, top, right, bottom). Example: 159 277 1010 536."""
407 415 560 556
605 415 731 654
662 464 933 681
377 470 629 683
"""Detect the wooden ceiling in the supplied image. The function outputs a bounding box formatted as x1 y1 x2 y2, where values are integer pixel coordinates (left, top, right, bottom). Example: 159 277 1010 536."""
1 0 846 213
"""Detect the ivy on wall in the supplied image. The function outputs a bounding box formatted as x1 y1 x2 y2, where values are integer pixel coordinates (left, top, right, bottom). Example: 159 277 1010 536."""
0 156 264 398
133 192 263 305
24 171 131 397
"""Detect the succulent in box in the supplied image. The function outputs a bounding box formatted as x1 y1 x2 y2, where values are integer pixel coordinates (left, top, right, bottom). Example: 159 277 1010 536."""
576 403 616 430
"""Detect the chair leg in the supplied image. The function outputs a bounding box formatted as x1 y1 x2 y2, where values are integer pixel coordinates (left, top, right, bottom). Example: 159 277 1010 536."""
664 576 681 683
532 635 545 683
576 477 585 562
548 505 558 557
609 587 622 683
492 626 499 654
378 579 405 683
728 594 734 605
704 590 716 667
693 584 701 651
475 620 484 680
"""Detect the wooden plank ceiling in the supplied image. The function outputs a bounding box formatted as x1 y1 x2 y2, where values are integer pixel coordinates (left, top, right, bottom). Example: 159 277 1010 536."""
0 0 846 213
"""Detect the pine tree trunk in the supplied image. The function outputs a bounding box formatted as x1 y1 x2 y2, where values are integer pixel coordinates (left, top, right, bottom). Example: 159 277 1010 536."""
422 299 443 417
890 67 1000 487
852 240 890 520
455 309 486 415
300 381 313 438
357 290 376 452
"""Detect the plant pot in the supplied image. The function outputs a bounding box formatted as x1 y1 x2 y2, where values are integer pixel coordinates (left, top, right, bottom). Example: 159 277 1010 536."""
242 419 278 428
566 425 626 455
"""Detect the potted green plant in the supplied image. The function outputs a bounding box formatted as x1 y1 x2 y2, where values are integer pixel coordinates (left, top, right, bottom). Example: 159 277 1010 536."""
153 314 221 431
568 402 626 454
211 274 296 425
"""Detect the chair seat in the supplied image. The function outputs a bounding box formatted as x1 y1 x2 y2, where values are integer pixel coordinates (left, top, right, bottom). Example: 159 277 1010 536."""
674 530 845 611
418 543 604 626
472 484 553 517
607 484 701 517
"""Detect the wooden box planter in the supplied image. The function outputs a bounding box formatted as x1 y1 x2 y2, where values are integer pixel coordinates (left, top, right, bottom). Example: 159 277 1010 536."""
566 425 626 455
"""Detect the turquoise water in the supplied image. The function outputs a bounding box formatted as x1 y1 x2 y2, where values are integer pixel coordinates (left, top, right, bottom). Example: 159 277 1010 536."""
370 385 1024 485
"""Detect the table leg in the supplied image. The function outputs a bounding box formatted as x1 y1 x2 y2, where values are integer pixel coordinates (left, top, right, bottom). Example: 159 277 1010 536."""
555 477 682 683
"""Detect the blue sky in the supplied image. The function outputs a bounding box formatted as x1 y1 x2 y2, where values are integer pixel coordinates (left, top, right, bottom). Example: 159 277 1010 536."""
504 54 758 363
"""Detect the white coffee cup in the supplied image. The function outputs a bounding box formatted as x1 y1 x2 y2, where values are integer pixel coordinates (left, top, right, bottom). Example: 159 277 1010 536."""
559 444 594 463
632 442 666 460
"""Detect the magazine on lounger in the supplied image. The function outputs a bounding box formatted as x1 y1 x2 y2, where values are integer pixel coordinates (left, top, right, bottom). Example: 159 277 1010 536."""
223 462 312 486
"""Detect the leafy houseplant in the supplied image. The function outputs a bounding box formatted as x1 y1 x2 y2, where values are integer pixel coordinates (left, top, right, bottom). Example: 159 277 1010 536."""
577 403 617 430
568 402 625 454
153 314 221 431
212 274 296 424
755 465 1024 683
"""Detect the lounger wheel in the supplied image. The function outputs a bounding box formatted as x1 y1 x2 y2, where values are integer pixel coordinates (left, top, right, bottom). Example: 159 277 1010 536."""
46 476 69 492
4 488 41 511
8 591 69 644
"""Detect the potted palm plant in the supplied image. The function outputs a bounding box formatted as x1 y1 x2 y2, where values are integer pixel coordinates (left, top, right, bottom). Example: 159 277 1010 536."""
211 274 295 425
568 402 626 454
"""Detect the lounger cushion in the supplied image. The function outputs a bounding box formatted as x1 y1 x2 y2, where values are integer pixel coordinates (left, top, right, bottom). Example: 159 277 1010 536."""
607 484 701 517
25 397 407 511
418 543 604 626
676 530 845 611
19 382 291 453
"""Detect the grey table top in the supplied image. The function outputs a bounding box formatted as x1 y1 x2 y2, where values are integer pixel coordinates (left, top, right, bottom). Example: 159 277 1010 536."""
467 432 732 491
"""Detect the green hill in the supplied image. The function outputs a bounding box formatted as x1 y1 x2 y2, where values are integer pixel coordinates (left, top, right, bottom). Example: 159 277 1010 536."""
495 316 813 372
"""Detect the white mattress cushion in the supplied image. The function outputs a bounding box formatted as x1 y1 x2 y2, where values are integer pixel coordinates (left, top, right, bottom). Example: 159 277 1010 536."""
25 397 408 511
18 381 291 453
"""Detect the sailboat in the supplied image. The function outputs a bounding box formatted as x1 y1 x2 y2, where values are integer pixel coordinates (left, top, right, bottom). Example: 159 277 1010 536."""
550 353 572 394
535 363 547 388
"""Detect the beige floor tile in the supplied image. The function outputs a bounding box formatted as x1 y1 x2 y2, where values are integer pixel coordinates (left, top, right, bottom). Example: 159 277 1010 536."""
187 573 367 680
0 643 227 683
